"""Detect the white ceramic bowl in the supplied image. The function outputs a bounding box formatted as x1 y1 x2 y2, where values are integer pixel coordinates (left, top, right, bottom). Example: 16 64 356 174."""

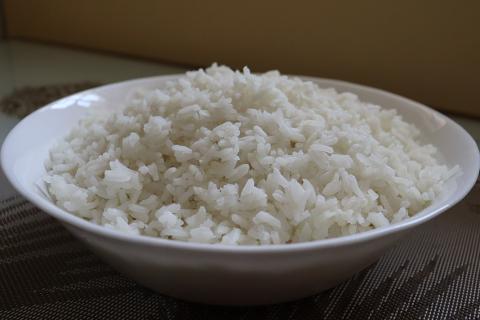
1 75 479 305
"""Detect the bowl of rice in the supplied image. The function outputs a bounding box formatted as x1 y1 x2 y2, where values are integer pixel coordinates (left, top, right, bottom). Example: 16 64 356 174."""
1 65 478 305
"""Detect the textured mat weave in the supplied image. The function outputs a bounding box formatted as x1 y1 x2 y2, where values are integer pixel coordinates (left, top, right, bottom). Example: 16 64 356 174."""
0 183 479 319
0 82 100 118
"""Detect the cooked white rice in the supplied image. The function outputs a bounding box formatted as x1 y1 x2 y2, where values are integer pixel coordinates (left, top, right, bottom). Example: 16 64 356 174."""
44 64 459 245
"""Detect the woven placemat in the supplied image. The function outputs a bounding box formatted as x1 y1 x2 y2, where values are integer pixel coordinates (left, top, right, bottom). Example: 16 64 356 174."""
0 82 100 118
1 184 478 320
1 85 479 319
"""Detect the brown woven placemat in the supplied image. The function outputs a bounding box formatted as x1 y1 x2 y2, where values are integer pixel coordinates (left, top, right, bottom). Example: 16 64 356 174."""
1 85 479 319
0 82 100 118
0 183 478 320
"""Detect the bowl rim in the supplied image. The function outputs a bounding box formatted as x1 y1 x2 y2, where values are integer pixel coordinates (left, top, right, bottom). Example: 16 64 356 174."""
1 74 479 253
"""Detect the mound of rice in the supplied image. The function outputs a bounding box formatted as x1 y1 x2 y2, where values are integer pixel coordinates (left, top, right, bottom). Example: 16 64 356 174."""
44 64 458 245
